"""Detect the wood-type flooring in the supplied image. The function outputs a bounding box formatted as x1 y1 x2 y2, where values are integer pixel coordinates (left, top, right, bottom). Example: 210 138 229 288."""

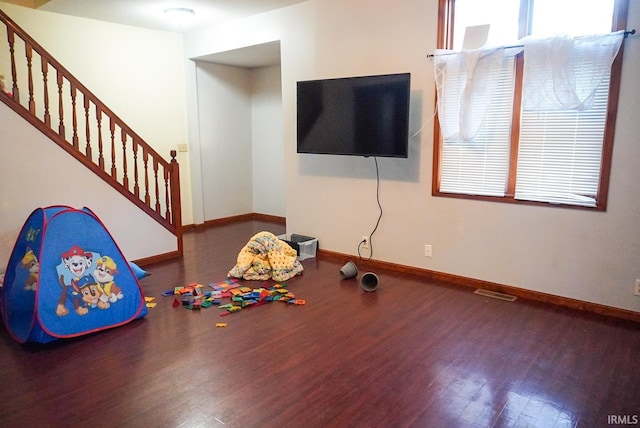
1 219 638 427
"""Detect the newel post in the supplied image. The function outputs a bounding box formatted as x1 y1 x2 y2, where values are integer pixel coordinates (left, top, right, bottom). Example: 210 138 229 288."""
169 150 183 257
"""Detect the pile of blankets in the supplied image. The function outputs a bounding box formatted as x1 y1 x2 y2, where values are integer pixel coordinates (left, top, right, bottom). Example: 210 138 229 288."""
228 231 304 282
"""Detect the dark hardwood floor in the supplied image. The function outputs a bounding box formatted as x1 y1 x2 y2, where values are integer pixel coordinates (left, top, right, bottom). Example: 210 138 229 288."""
1 219 639 428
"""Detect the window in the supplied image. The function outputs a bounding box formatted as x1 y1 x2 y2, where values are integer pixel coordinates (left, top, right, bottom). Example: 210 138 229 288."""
433 0 629 209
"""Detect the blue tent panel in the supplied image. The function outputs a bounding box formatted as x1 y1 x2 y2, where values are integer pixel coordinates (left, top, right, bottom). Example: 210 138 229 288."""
2 206 148 343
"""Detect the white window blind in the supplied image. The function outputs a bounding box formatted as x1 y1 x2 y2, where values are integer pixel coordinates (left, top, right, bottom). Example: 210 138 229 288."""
515 71 610 206
514 32 622 206
434 0 626 209
436 32 623 206
439 55 515 197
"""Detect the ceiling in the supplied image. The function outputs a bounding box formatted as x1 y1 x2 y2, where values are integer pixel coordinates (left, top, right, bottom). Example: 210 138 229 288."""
194 40 282 68
4 0 307 67
30 0 307 33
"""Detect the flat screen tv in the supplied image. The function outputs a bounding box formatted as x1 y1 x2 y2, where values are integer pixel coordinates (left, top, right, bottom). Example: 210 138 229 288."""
297 73 410 158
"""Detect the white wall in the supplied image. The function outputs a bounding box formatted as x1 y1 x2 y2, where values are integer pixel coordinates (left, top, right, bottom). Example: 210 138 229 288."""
194 62 254 219
251 65 285 217
189 61 284 223
183 0 640 314
0 103 176 263
1 0 638 314
0 2 194 225
0 2 193 263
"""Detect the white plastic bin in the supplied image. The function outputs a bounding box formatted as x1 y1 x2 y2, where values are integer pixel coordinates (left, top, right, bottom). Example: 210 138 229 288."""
278 234 318 261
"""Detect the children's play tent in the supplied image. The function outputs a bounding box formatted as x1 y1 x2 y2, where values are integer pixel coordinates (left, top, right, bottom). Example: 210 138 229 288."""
1 206 148 343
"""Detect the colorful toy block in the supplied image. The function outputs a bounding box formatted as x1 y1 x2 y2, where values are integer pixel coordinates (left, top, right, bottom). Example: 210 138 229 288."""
165 277 306 316
209 278 241 291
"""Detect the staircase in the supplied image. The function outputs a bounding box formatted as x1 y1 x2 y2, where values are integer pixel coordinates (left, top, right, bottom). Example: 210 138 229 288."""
0 9 183 259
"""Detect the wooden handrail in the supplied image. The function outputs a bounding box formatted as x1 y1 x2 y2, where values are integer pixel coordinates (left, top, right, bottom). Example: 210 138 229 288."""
0 8 183 257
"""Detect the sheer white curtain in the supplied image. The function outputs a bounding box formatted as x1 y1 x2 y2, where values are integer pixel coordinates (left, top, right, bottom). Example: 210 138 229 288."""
434 31 625 204
434 31 624 141
521 31 625 111
434 47 507 141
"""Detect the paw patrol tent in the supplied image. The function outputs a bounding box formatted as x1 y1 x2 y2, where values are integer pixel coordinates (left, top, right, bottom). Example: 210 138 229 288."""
1 206 148 343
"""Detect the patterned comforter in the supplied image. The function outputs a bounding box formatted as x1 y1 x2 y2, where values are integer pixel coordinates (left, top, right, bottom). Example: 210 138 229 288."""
228 231 304 282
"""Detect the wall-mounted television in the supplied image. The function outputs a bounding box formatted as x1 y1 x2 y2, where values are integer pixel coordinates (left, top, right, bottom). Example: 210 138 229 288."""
296 73 411 158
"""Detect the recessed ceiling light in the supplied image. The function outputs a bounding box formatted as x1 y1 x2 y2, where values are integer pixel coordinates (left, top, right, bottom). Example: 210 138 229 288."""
164 7 196 26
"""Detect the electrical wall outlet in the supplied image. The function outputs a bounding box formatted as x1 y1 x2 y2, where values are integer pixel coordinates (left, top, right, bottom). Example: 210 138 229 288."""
362 236 369 249
634 279 640 296
424 244 432 257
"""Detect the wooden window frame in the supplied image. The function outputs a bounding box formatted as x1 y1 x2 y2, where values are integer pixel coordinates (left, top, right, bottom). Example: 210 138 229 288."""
432 0 629 211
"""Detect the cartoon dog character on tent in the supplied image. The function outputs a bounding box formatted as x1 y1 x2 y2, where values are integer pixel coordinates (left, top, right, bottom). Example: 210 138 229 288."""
56 245 96 316
76 274 110 310
20 248 39 291
56 245 108 316
94 256 124 304
56 246 126 316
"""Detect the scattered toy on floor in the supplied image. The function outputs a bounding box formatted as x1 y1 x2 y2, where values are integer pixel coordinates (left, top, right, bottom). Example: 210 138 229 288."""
164 279 306 318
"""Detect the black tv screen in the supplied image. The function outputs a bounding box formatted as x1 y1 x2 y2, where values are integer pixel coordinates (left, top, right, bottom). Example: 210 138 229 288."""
297 73 410 158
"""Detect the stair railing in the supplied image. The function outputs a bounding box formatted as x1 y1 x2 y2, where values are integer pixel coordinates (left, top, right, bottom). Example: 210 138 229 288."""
0 8 183 258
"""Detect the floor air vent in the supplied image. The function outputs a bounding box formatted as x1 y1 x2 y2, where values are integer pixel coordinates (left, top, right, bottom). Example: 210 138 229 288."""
473 289 517 302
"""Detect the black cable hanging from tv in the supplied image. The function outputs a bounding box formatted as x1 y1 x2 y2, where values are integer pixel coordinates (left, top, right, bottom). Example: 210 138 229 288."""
358 157 383 261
